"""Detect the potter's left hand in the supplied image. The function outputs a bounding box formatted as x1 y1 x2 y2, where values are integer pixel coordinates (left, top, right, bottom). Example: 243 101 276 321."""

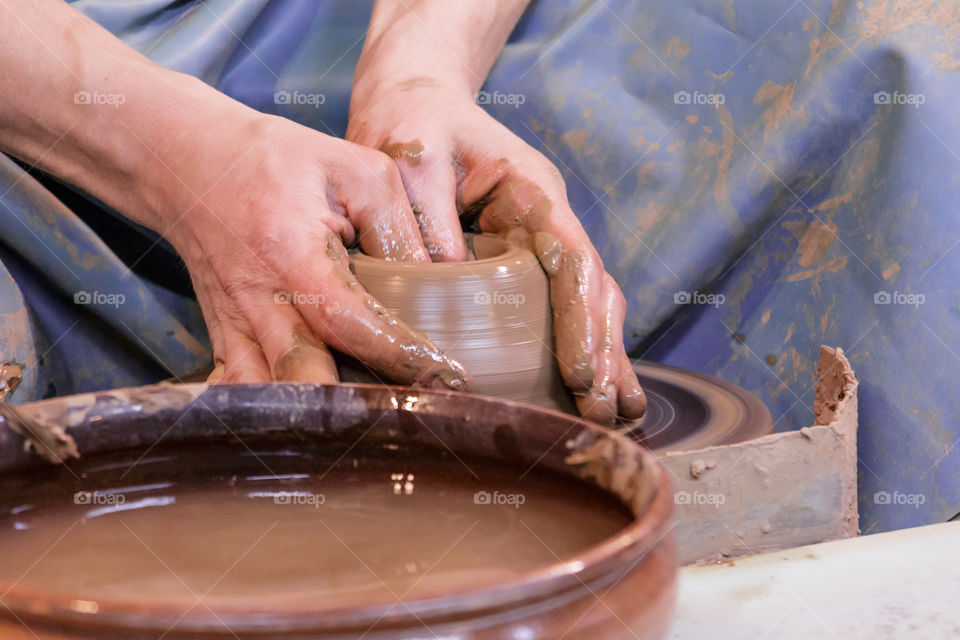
348 1 646 424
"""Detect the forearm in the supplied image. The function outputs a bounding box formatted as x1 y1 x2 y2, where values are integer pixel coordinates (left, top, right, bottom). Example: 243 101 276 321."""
352 0 530 103
0 0 252 234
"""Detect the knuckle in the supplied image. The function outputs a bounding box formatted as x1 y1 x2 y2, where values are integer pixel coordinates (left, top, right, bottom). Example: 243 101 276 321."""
219 275 263 308
367 149 401 182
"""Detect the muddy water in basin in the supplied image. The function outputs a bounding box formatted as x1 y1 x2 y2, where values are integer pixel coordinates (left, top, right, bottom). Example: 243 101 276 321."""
0 441 632 609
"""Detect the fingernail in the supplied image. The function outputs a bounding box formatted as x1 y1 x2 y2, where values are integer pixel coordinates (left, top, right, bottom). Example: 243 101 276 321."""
618 380 647 420
576 385 618 426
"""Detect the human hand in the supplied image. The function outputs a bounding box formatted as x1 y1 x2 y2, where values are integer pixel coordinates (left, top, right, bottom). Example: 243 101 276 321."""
0 1 472 394
348 78 645 424
158 107 472 390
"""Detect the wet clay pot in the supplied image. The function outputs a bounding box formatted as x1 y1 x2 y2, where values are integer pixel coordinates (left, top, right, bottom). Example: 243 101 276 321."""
0 383 676 639
347 234 577 413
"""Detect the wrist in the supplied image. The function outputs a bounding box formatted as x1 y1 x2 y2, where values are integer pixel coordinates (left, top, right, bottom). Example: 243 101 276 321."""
129 72 263 234
350 35 475 110
351 0 529 108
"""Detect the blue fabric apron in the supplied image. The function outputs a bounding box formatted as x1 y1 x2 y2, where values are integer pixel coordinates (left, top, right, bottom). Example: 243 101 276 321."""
1 0 956 533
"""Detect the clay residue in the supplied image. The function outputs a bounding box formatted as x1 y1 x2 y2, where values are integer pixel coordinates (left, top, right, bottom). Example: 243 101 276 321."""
561 130 588 153
395 76 441 91
856 0 960 71
802 1 844 79
274 324 337 384
662 346 859 565
7 382 209 465
709 70 734 82
666 36 690 59
550 252 594 393
753 81 796 134
356 214 425 263
0 361 22 402
1 404 78 464
804 32 842 79
813 346 858 426
533 231 563 277
780 219 847 283
713 104 744 235
378 139 424 166
479 171 554 232
312 235 475 392
794 220 837 267
808 193 852 213
565 431 659 517
689 458 716 479
326 233 350 265
358 287 472 392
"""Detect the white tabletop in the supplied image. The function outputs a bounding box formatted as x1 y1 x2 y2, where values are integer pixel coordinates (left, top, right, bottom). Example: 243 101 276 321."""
670 521 960 639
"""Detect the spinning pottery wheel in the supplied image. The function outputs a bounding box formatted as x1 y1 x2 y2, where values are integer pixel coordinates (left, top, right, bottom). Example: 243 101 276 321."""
625 362 773 453
350 234 773 453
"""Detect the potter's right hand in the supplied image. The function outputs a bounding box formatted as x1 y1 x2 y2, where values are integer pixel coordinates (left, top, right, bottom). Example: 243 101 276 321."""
161 111 473 390
0 0 472 390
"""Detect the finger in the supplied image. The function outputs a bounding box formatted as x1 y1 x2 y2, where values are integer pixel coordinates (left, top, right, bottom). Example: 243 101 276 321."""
461 164 600 392
548 249 599 394
296 232 473 391
335 145 430 263
382 140 467 262
616 351 647 419
457 139 644 418
248 291 339 384
189 266 227 383
574 274 621 425
597 273 646 420
218 322 272 384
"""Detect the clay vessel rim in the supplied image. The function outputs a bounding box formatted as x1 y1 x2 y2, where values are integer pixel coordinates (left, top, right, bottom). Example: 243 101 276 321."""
0 382 675 634
350 235 538 272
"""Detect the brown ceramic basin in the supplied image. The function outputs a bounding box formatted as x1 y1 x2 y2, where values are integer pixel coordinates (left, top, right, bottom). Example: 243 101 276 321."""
0 383 676 639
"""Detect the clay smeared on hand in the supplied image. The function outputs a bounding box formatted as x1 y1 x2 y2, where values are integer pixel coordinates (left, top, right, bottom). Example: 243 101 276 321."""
548 251 596 394
466 166 646 424
274 324 338 384
378 139 424 166
315 236 473 392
